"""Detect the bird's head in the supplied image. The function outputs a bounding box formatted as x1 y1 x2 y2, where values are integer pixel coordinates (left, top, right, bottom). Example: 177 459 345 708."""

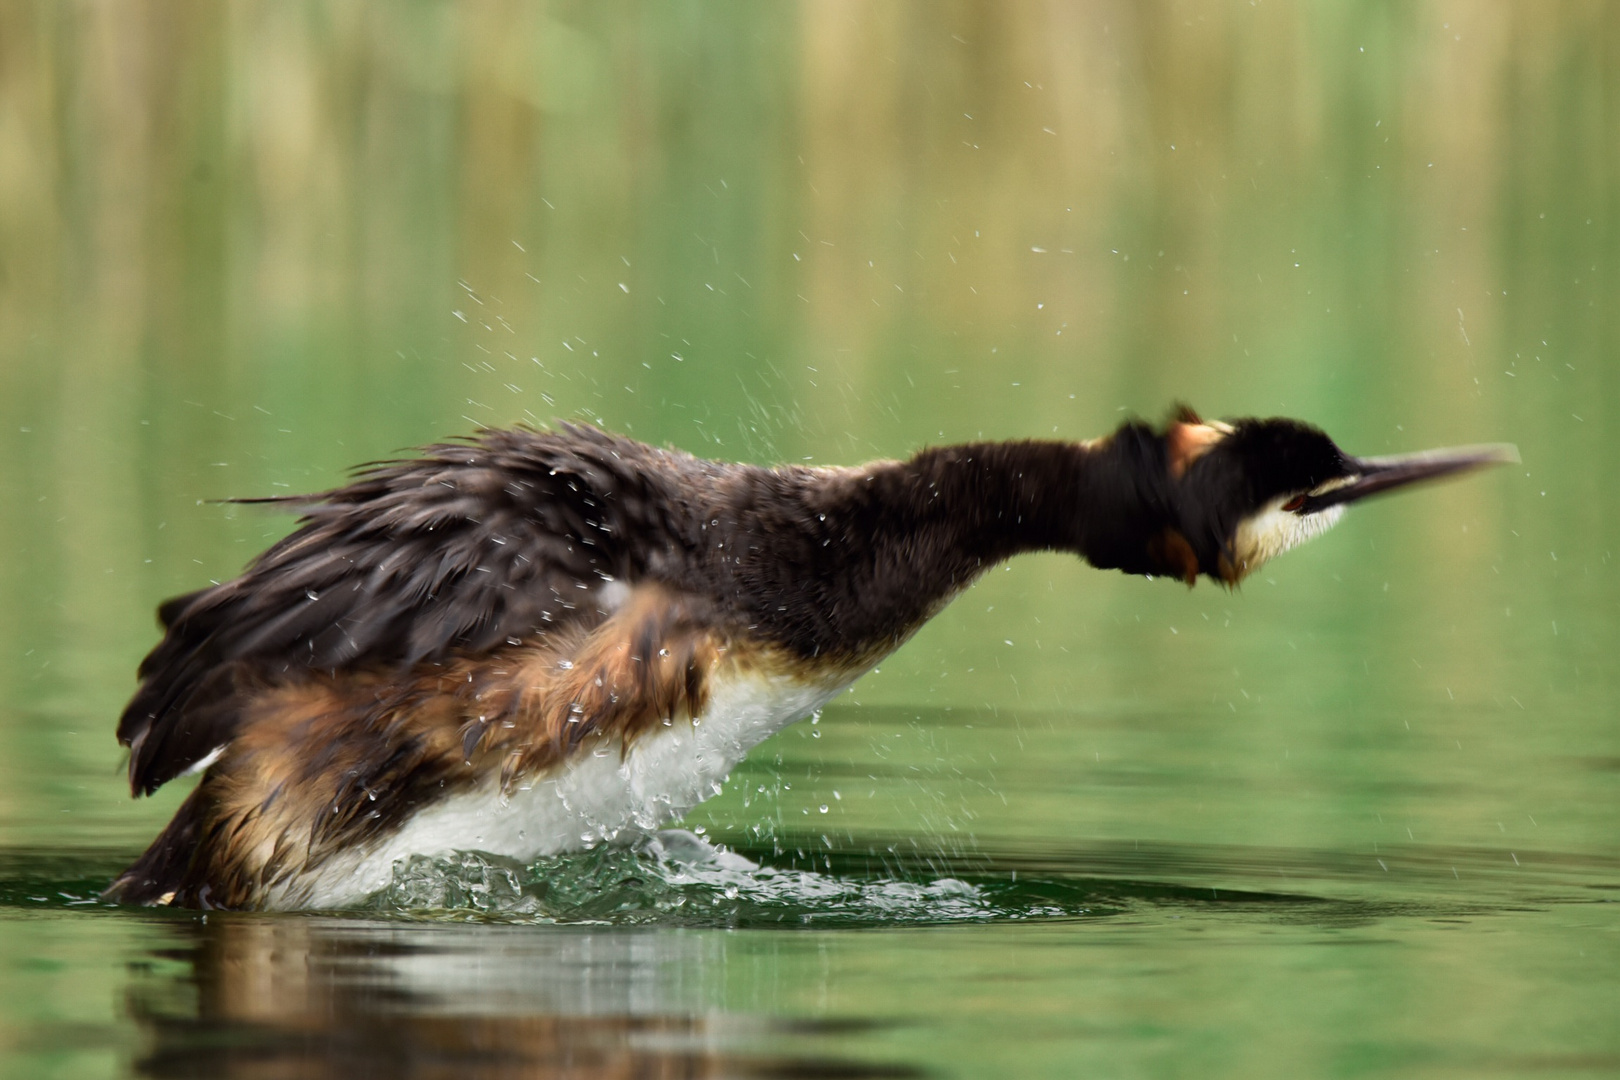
1079 406 1517 587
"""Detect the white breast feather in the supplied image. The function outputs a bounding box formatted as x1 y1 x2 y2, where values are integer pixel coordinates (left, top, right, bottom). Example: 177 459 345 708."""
283 667 854 910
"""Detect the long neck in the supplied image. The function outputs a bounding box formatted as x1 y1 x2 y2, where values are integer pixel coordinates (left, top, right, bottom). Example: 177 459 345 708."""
700 440 1100 663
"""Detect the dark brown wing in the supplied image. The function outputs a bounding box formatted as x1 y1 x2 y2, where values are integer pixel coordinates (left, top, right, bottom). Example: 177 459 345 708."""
117 424 702 795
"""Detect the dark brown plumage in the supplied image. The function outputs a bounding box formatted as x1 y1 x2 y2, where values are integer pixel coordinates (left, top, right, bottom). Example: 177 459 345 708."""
107 412 1512 909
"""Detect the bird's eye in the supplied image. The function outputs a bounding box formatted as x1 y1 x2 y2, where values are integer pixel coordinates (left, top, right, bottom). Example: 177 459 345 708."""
1281 495 1307 513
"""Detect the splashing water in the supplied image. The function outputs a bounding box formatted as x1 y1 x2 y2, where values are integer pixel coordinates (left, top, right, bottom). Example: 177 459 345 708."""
364 830 1073 926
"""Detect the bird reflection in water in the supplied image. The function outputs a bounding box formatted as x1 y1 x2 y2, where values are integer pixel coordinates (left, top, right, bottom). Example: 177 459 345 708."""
122 915 917 1079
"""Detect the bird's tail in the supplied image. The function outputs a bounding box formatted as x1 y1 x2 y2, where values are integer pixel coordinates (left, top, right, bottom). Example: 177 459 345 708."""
103 786 208 906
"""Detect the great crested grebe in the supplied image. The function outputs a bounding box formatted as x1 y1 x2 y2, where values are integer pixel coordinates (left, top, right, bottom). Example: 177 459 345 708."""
106 408 1514 909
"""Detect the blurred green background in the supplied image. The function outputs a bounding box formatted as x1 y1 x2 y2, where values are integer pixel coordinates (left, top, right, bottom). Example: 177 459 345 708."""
0 3 1615 1077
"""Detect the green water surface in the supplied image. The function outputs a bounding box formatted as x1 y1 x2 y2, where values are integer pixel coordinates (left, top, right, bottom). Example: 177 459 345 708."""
0 3 1615 1077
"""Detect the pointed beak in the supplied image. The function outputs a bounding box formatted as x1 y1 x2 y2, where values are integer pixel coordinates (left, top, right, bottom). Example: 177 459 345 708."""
1296 443 1520 514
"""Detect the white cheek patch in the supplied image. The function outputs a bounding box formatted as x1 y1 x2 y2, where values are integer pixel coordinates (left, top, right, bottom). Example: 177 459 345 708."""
1230 498 1346 577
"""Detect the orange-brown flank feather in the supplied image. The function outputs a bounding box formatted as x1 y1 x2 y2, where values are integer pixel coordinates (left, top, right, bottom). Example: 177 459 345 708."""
117 587 808 909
